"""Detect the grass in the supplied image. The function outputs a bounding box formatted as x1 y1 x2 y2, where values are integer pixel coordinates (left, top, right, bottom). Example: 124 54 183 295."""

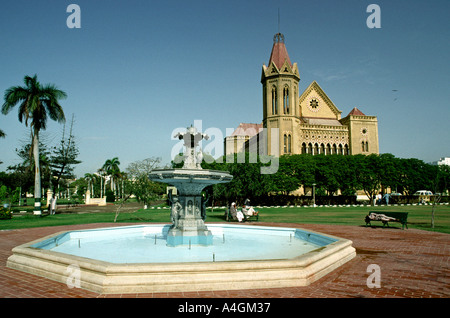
1 203 449 233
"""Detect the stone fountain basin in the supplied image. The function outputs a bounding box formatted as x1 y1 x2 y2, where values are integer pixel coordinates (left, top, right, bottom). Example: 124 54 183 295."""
6 224 356 294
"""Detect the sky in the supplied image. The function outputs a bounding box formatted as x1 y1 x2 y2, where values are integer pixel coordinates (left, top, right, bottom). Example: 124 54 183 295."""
0 0 449 178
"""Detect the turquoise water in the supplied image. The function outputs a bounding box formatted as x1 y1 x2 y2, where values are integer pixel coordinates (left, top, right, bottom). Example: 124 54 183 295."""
32 224 336 264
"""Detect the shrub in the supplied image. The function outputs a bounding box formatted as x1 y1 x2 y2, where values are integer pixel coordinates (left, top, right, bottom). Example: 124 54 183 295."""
0 206 12 220
105 190 115 203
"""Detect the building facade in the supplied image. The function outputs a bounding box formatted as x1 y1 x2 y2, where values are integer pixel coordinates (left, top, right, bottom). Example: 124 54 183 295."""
225 33 379 157
431 157 450 166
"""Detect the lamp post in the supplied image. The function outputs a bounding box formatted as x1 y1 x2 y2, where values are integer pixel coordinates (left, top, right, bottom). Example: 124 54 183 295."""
312 183 316 207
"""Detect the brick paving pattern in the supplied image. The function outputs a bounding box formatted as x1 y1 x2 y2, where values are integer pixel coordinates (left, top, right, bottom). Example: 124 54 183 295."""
0 222 448 298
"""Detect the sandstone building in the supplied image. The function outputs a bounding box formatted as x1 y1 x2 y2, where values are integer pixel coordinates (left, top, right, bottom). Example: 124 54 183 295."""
225 33 379 157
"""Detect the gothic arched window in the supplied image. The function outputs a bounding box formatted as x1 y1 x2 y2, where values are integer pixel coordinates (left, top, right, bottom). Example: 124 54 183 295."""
272 86 278 115
288 134 292 153
283 87 289 114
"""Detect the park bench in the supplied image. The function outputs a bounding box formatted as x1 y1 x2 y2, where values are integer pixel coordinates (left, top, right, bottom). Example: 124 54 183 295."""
365 211 408 230
226 207 259 222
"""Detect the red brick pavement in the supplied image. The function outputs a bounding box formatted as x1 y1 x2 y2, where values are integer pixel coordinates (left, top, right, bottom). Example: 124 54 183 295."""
0 222 448 298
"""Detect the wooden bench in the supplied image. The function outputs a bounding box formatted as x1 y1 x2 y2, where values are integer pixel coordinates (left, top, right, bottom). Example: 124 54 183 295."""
226 208 259 222
365 211 408 230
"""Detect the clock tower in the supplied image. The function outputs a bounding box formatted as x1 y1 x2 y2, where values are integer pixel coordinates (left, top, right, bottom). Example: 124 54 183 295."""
226 32 379 159
261 33 300 156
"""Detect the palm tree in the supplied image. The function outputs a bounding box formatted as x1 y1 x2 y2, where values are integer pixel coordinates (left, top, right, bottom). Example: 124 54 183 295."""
0 128 4 165
2 74 66 215
97 168 106 197
84 173 95 197
102 157 121 196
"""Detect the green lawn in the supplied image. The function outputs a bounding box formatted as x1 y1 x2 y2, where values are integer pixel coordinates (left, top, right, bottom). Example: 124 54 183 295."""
1 204 449 234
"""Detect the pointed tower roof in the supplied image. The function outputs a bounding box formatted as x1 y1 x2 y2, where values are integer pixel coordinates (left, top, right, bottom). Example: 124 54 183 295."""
268 33 292 68
347 107 366 116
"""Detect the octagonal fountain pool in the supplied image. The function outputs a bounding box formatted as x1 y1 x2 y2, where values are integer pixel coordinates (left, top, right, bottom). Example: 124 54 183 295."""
30 224 333 263
7 125 355 294
7 223 356 294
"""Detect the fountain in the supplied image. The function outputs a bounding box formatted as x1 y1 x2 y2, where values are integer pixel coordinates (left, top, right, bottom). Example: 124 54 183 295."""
6 125 356 294
149 125 233 246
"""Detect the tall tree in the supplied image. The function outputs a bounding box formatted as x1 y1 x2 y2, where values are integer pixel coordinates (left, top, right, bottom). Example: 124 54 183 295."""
10 138 52 195
269 155 304 195
0 128 5 165
314 155 341 196
2 74 66 215
84 173 95 196
97 168 106 197
125 157 165 207
398 158 432 195
50 114 81 189
353 154 382 205
102 157 121 195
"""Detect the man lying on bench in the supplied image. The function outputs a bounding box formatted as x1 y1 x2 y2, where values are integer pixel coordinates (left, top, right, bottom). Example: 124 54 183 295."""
365 212 398 227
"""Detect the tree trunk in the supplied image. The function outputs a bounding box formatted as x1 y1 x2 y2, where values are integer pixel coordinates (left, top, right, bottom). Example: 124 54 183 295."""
431 194 442 229
431 204 435 229
33 130 42 215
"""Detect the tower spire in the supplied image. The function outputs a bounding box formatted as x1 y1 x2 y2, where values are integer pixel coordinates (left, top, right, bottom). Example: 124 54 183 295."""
278 7 280 34
269 32 290 68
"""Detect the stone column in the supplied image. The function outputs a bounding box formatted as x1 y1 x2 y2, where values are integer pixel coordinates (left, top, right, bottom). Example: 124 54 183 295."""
85 189 91 205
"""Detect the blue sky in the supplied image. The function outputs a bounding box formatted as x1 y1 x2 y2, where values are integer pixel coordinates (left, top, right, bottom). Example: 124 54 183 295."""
1 0 449 177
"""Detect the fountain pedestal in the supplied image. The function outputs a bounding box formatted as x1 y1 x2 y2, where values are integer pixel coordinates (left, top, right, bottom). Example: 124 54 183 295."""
149 126 232 246
165 194 213 246
150 168 232 246
164 180 213 246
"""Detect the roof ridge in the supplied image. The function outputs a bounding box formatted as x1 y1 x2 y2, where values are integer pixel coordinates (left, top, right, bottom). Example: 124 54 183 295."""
348 107 366 116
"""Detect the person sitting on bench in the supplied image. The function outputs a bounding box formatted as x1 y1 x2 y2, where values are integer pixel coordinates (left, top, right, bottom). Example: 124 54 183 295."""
230 202 242 222
242 199 258 217
236 210 245 222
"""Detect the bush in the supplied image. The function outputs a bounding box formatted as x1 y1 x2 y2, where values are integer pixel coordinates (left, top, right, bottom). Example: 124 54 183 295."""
212 195 357 207
0 206 12 220
105 190 115 203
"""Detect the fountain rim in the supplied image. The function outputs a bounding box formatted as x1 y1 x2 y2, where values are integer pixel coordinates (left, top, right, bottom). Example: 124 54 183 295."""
10 223 352 268
7 223 356 293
